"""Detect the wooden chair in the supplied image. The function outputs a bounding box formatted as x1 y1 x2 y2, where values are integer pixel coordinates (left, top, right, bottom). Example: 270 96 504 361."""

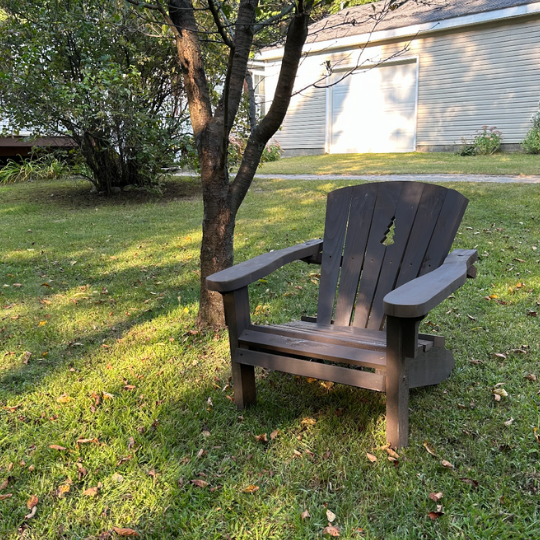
207 182 477 448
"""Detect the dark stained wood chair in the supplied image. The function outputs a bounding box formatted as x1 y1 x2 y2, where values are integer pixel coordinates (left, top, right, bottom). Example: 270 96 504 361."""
207 182 477 448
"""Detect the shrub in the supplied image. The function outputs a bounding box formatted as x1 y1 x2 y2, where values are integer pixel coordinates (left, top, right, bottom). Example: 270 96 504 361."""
473 126 503 155
260 139 283 164
455 126 502 156
521 110 540 154
0 151 71 184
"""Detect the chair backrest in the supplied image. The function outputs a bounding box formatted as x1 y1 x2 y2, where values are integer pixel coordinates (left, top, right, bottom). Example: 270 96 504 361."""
317 182 468 330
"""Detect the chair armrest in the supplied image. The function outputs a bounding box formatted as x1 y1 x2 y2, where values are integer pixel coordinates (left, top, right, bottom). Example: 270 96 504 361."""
206 239 323 293
383 249 478 318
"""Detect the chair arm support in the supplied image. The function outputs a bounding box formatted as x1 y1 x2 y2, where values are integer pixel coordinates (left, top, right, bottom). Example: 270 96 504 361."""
383 249 478 319
206 239 323 294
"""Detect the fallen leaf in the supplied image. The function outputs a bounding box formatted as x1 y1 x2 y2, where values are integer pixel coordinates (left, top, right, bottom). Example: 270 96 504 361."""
386 448 399 459
441 460 454 469
525 373 537 381
270 430 279 440
83 486 99 496
123 385 136 391
326 509 336 522
112 527 140 537
493 388 508 398
25 505 37 519
196 448 206 459
427 511 444 520
301 510 311 520
56 394 72 404
190 479 208 488
255 433 268 443
112 473 124 483
102 391 114 399
0 494 12 500
13 283 22 288
322 525 340 537
429 492 443 502
423 441 437 456
467 314 476 321
242 485 260 494
301 418 317 426
0 479 8 491
57 484 70 497
38 321 47 327
27 495 38 509
504 417 515 426
76 438 98 445
366 453 377 463
49 445 66 451
493 353 507 360
460 477 479 487
41 282 51 288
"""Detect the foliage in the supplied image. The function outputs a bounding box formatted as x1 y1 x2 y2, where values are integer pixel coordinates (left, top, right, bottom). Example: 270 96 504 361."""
0 148 89 184
1 177 540 538
0 0 189 193
456 126 503 156
521 110 540 154
260 139 283 164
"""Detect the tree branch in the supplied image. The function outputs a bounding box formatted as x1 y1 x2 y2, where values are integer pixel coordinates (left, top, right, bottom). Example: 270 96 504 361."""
253 2 295 34
207 0 234 47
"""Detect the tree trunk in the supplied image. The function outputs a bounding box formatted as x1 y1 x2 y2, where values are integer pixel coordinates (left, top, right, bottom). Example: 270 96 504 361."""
197 157 236 326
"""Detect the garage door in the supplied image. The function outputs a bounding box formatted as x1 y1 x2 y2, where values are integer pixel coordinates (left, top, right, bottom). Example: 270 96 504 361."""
330 60 418 153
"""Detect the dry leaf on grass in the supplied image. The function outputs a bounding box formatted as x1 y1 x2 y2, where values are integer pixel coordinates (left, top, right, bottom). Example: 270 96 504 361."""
504 417 515 426
83 486 99 497
441 460 454 469
56 394 72 404
525 373 537 381
460 477 479 488
366 453 377 463
112 527 140 537
25 506 37 519
0 494 12 500
57 484 70 498
301 510 310 520
423 441 437 456
386 448 399 459
326 509 336 522
190 479 208 488
27 495 38 509
429 492 443 502
0 479 8 491
270 430 279 440
254 433 268 443
322 525 340 537
427 511 444 520
49 444 66 451
242 485 259 494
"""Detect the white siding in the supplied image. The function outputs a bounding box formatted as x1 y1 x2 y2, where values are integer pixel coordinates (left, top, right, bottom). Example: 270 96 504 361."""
264 57 327 150
263 14 540 151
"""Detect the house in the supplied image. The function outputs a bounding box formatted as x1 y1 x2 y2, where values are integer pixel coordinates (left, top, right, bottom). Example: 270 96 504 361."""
256 0 540 155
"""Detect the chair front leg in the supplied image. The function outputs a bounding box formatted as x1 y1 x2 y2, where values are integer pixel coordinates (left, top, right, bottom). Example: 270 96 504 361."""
223 287 256 409
385 316 422 448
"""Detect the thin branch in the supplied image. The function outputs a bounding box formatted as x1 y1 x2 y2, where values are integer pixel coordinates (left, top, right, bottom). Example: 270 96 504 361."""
253 2 295 34
207 0 234 47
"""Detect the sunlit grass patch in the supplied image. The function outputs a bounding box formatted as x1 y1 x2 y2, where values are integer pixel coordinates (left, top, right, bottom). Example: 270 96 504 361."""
1 176 540 538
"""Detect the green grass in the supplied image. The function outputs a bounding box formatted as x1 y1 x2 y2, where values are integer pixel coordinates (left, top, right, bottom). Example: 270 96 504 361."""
259 152 540 176
1 177 540 539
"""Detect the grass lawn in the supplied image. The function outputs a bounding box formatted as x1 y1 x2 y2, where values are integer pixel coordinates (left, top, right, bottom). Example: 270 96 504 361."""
258 152 540 176
1 176 540 539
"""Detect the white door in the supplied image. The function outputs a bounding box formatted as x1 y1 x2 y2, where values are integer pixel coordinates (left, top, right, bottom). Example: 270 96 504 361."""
330 61 418 153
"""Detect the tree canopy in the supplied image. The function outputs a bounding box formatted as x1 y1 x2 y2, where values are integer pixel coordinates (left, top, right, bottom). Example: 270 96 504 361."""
0 0 188 192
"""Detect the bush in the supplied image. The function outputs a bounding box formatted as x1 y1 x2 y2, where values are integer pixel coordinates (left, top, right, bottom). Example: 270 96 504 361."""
260 139 283 164
455 126 502 156
0 151 72 184
521 110 540 154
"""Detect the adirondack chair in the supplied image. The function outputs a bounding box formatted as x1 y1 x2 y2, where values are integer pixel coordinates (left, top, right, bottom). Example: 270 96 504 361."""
207 182 477 448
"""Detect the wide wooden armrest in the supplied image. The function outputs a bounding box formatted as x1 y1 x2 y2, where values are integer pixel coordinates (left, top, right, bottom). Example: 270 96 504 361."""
207 239 323 293
383 249 478 318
